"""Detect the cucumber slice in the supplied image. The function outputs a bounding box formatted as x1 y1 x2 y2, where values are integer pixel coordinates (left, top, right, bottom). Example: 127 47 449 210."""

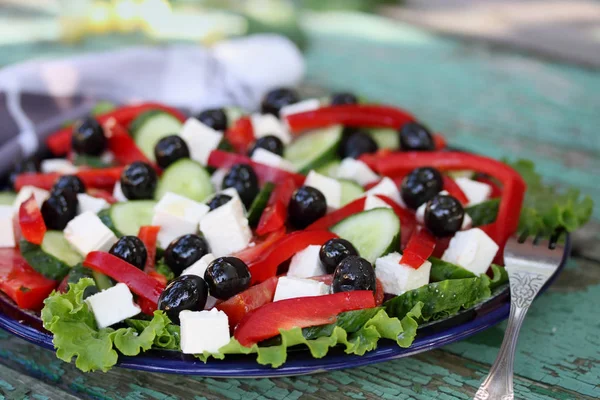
131 110 183 161
64 263 95 286
339 179 364 206
284 125 342 173
247 182 275 227
331 208 400 263
104 200 156 237
155 159 214 202
20 231 83 280
368 128 399 150
224 107 246 127
92 270 114 291
0 192 16 205
315 159 341 178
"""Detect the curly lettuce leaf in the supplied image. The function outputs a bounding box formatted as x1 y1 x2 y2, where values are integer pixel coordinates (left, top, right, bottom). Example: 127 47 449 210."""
41 278 171 372
429 257 477 282
489 264 509 291
465 199 499 227
126 319 180 350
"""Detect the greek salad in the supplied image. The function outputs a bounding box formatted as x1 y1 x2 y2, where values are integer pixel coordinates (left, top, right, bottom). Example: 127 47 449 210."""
0 88 593 372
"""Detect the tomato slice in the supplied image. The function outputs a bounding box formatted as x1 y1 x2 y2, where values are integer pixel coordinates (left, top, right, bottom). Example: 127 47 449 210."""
216 276 278 329
18 195 46 245
137 226 160 273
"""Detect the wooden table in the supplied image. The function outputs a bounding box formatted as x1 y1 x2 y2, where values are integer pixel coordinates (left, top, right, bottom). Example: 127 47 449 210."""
1 12 599 400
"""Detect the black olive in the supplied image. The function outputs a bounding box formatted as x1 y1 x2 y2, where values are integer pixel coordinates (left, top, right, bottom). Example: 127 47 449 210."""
51 175 86 197
207 194 232 211
331 92 358 105
261 87 300 117
288 186 327 229
109 236 148 270
196 108 228 131
399 122 435 151
319 238 359 274
7 158 39 190
332 256 376 293
424 195 465 237
248 135 284 157
222 164 259 208
158 275 209 324
164 234 210 276
204 257 251 300
339 128 378 159
400 167 443 209
154 135 189 169
120 161 157 200
72 116 107 156
41 192 78 230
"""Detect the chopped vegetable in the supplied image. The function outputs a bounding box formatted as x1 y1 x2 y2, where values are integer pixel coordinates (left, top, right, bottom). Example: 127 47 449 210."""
19 194 46 245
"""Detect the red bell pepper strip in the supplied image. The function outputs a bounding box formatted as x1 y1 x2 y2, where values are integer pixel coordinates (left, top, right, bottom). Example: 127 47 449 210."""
433 134 447 150
86 188 117 204
442 175 469 205
207 150 305 187
373 195 418 249
234 291 376 346
216 276 278 329
256 177 296 236
476 175 503 198
103 118 154 168
233 229 286 265
248 230 337 284
18 195 46 245
0 248 56 310
400 228 436 269
305 197 366 231
147 271 168 287
225 116 254 154
286 105 415 133
83 251 165 311
14 167 124 192
310 274 385 306
137 226 160 273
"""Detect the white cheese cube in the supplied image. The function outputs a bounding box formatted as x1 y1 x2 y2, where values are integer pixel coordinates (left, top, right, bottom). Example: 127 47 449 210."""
288 245 326 278
304 170 342 210
180 309 230 354
210 168 228 191
273 276 330 302
442 228 499 275
375 252 431 295
365 177 404 207
336 158 379 187
13 186 49 214
251 148 295 172
40 159 78 174
179 118 223 165
77 193 109 215
85 283 141 329
462 213 473 230
454 177 492 206
112 181 127 202
364 195 392 211
199 195 252 256
64 211 118 256
250 113 292 145
182 253 216 278
152 192 210 249
0 206 15 248
279 98 320 118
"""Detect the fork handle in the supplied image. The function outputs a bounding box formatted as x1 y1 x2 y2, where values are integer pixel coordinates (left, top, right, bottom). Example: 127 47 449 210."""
474 302 529 400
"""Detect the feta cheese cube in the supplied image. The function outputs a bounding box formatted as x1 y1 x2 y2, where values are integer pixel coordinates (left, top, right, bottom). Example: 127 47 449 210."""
454 177 492 206
77 193 109 215
113 181 127 202
199 195 252 256
13 186 49 214
40 159 78 174
85 283 141 328
250 113 292 144
251 148 295 172
279 98 320 118
364 195 392 211
210 168 228 191
442 228 499 275
375 252 431 295
0 206 15 248
182 253 216 278
273 276 330 302
288 245 326 278
304 170 342 210
336 158 379 186
180 309 230 354
64 211 118 256
152 192 210 249
179 118 223 165
365 177 404 207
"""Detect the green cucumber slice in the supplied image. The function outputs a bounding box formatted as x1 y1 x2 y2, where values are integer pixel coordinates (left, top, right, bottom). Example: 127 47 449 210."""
247 182 275 227
315 159 341 178
100 200 156 237
155 159 214 202
92 270 115 290
368 128 399 150
131 110 183 161
20 231 83 280
331 208 400 263
339 179 364 206
284 125 342 173
0 192 16 205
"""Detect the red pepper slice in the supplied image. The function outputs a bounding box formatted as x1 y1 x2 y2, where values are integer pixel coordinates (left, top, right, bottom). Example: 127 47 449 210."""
234 291 376 346
256 177 296 236
248 230 337 284
86 188 117 204
83 251 165 311
147 271 168 287
476 175 503 198
104 118 154 168
14 167 124 192
216 276 279 329
137 226 160 273
207 150 305 187
442 175 469 205
400 228 436 269
433 134 447 150
18 195 46 245
225 116 254 154
305 197 366 231
373 195 418 249
0 248 56 310
310 274 385 306
233 229 286 265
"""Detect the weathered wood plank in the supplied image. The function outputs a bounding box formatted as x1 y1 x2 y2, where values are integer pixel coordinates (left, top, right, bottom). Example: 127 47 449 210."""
0 362 80 400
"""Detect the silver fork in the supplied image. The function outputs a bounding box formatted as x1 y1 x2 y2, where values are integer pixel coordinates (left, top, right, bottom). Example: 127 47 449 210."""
474 234 566 400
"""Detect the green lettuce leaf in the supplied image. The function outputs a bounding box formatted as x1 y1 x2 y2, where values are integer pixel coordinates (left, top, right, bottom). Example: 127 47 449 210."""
126 319 180 350
429 257 476 282
41 278 172 372
154 260 175 282
489 264 509 291
465 199 499 227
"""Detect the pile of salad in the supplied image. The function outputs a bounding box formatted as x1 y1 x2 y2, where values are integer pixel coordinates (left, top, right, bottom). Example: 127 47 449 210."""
0 89 592 372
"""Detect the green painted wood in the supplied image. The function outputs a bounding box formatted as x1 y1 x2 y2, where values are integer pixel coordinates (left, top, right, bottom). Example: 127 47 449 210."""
0 362 80 400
